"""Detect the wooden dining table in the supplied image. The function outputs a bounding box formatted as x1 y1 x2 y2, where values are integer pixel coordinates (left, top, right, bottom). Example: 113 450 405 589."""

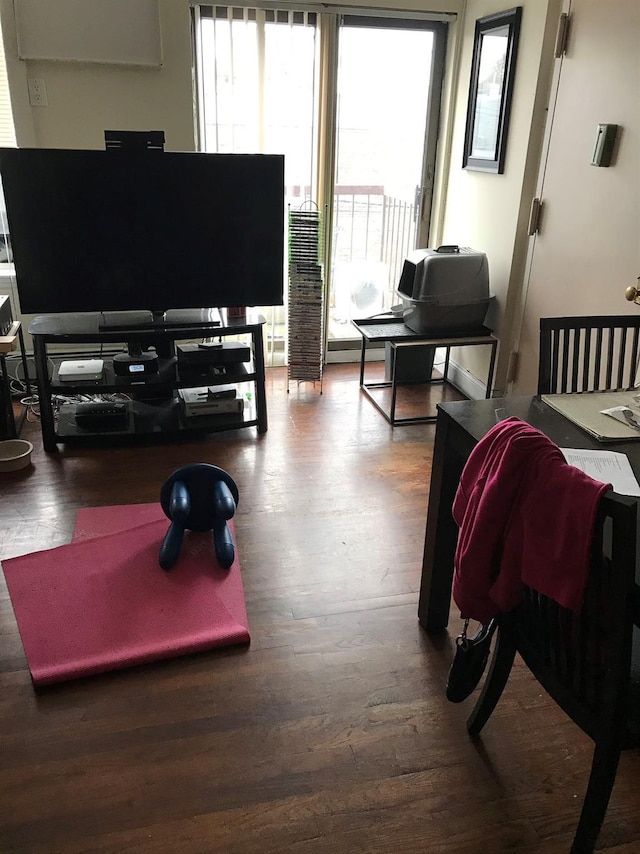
418 395 640 633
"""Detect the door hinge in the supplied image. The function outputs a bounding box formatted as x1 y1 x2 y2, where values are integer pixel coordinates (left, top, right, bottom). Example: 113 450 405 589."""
554 12 570 58
528 197 543 236
507 351 519 384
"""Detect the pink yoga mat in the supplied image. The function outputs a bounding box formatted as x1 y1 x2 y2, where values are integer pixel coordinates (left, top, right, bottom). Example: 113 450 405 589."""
2 503 249 686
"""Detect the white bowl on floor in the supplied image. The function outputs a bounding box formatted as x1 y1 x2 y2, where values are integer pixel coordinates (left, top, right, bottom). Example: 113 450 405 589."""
0 439 34 472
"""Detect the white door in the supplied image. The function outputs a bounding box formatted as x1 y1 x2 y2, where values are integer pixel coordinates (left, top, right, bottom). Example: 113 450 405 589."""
511 0 640 395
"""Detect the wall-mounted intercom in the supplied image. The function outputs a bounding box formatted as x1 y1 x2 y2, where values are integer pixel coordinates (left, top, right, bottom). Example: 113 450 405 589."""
591 123 618 167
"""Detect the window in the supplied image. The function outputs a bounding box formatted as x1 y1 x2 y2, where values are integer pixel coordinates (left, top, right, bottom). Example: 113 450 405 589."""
194 5 447 362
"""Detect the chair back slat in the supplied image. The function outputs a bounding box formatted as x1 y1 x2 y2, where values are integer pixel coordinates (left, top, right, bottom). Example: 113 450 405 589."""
570 328 581 392
593 328 604 391
539 316 640 395
616 329 628 390
562 331 571 391
549 330 560 393
581 329 591 392
557 606 573 682
629 328 640 388
605 328 616 390
514 492 638 743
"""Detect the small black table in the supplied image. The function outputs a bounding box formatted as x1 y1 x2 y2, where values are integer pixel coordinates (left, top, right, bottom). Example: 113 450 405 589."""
418 395 640 633
351 317 498 425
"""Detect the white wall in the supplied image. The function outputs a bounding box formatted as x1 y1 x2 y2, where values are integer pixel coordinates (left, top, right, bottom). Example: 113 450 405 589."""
437 0 561 395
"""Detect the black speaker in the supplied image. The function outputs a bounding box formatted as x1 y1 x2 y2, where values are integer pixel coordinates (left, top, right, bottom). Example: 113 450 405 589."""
0 294 13 336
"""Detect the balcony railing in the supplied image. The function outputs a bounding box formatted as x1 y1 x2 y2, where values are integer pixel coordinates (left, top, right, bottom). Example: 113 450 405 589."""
332 185 417 295
269 185 419 358
329 186 418 328
290 184 417 298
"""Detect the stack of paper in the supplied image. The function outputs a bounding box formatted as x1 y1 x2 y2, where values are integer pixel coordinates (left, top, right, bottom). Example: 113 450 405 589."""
560 447 640 496
542 390 640 442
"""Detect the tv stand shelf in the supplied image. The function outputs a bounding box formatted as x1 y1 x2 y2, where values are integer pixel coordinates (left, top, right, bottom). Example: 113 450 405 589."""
29 311 268 452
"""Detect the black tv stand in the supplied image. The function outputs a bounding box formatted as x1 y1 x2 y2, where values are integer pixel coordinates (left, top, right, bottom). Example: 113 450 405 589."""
98 307 222 331
29 310 267 452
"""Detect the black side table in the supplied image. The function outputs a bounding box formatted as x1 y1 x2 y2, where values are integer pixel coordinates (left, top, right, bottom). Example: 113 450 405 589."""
352 317 498 426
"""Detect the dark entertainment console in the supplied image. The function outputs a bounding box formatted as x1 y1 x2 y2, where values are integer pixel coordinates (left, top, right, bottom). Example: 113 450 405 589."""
29 311 268 452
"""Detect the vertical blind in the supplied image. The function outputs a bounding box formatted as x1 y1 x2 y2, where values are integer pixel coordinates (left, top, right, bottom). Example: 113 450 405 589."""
194 5 320 365
196 5 318 158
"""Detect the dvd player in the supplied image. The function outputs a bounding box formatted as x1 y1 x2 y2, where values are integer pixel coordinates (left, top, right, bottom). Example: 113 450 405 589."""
178 387 244 418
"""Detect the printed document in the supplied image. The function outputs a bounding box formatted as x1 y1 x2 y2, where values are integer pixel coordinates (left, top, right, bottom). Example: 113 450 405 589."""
561 448 640 496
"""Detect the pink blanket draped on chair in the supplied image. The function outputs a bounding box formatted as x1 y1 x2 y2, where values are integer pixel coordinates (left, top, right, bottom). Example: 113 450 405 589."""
452 417 611 623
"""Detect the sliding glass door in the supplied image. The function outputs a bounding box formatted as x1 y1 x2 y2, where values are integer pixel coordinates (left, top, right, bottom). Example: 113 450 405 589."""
193 6 447 363
330 18 444 343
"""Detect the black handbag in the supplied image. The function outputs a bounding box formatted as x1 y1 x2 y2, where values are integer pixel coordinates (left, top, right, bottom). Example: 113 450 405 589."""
445 618 497 703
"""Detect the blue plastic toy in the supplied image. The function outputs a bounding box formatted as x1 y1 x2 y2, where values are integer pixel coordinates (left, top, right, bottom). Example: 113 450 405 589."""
159 463 239 570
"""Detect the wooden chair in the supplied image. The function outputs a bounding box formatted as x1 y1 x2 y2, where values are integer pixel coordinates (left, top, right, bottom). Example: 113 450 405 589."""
538 315 640 394
466 491 640 853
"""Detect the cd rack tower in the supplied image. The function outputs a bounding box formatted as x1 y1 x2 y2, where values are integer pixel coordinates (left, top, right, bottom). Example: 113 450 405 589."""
287 207 325 392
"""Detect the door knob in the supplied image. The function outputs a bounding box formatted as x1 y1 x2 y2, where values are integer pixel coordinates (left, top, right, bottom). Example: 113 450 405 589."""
625 278 640 304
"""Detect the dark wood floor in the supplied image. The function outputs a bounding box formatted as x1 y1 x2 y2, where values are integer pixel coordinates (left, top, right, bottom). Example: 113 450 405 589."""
1 364 639 853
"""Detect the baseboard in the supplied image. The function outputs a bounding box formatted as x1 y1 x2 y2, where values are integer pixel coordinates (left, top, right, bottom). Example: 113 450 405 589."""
304 350 489 401
445 357 488 400
326 347 385 364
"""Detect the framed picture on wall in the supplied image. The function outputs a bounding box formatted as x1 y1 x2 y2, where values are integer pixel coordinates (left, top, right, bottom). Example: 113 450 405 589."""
463 7 522 174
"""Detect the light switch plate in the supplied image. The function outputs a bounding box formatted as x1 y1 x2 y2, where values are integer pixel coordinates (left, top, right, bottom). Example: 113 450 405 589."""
27 77 47 106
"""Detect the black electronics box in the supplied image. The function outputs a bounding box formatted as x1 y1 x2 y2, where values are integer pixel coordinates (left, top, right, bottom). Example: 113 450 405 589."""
75 400 130 429
0 294 13 336
177 342 251 366
113 351 159 377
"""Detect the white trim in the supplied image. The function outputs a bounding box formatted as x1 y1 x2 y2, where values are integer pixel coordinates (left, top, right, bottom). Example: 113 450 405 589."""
326 346 384 364
445 357 488 400
325 349 489 402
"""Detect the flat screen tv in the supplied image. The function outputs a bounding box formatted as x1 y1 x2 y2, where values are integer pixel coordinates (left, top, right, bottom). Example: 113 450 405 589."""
0 147 285 323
